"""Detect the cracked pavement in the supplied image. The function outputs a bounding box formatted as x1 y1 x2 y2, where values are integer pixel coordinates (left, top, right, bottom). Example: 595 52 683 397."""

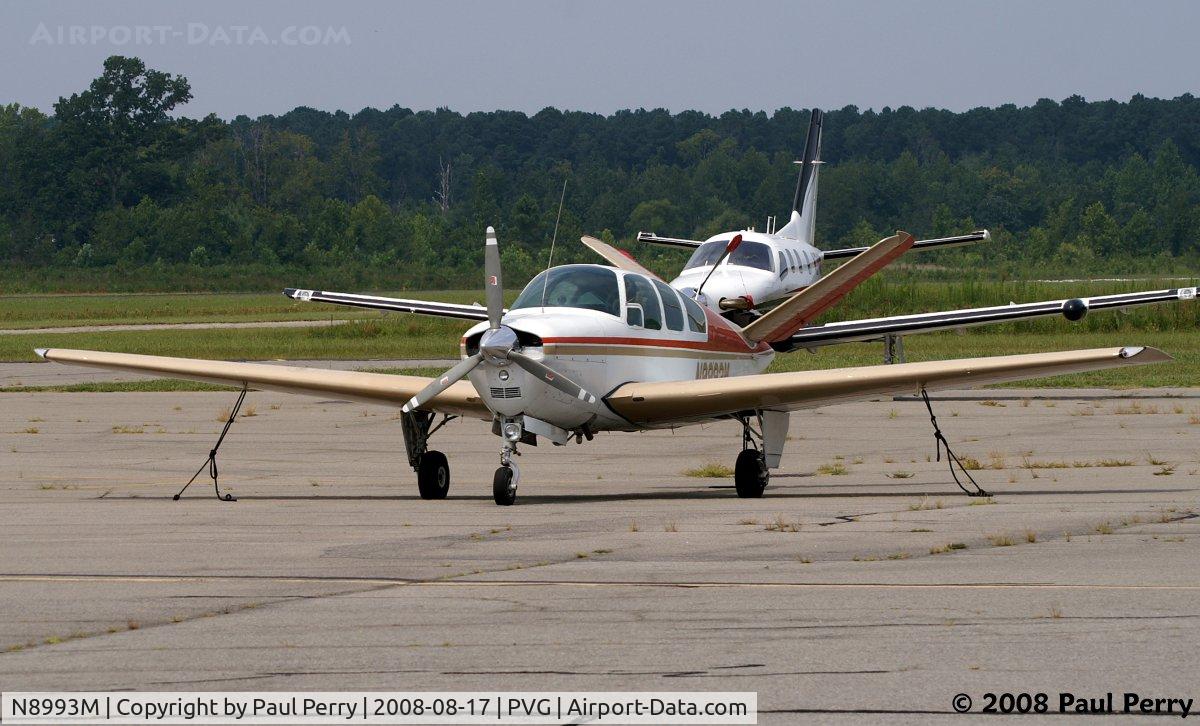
1 388 1198 723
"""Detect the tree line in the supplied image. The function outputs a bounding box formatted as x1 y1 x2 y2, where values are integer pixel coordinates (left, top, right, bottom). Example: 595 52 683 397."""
2 55 1199 291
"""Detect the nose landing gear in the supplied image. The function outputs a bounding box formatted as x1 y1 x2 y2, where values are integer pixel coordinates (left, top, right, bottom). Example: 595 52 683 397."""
493 441 520 506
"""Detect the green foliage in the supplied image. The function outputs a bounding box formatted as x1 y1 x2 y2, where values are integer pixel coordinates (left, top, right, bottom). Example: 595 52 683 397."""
5 58 1200 291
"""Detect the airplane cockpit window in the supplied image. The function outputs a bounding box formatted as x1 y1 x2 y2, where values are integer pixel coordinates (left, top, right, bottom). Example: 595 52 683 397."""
652 278 685 331
510 265 621 317
624 274 663 330
682 239 775 272
683 241 727 270
729 240 774 271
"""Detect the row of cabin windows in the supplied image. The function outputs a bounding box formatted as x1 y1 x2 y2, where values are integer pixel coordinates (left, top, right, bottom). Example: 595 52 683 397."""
509 265 706 334
777 247 819 278
625 274 706 333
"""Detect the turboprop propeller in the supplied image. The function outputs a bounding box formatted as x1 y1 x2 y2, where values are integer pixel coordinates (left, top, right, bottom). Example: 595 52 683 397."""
401 227 600 414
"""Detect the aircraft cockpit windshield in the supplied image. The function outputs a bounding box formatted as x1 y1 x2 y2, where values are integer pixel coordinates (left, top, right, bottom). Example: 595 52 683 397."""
683 239 774 272
510 265 621 317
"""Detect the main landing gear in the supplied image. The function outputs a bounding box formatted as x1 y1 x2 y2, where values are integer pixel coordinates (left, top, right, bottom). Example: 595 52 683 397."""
401 410 456 500
734 412 769 498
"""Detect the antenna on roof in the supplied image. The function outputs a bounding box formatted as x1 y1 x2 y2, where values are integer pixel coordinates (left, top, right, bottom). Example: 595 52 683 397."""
540 177 569 309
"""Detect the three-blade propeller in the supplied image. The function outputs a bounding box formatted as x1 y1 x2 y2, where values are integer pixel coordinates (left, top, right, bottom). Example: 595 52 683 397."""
401 227 600 415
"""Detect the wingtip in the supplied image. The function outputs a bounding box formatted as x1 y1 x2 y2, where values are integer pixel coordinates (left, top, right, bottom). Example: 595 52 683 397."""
1120 346 1172 363
282 288 296 298
34 348 48 360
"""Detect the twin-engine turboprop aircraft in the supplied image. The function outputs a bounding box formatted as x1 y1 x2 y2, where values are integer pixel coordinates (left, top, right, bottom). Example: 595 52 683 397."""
37 227 1193 505
629 109 989 322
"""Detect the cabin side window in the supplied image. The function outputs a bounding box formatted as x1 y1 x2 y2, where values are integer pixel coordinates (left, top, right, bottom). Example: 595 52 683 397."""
624 274 663 330
681 294 708 334
652 279 685 331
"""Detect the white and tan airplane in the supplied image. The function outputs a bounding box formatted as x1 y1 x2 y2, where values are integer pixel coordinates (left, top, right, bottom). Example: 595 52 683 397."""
36 227 1193 505
626 109 989 321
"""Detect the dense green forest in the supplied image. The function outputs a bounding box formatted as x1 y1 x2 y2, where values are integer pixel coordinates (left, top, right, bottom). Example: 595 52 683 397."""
2 55 1200 292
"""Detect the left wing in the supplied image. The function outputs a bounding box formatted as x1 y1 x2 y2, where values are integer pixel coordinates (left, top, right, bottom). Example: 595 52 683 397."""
580 236 662 279
822 230 990 260
35 348 491 419
284 288 491 321
606 346 1168 425
782 286 1198 350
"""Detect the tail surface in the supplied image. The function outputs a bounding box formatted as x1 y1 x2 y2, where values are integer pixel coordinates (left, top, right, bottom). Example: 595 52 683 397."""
777 108 823 244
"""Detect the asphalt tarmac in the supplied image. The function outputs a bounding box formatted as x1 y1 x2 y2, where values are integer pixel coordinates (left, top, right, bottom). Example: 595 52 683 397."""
1 388 1197 723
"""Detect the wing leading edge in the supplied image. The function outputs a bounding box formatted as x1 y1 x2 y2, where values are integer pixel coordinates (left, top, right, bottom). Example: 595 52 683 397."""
606 346 1170 426
34 348 490 419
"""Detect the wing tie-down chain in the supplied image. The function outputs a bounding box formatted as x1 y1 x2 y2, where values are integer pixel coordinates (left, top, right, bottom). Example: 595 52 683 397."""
920 388 992 497
174 386 247 501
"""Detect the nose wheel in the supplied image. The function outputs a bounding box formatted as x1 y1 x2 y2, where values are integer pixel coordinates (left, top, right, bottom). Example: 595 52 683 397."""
493 444 520 505
493 465 518 505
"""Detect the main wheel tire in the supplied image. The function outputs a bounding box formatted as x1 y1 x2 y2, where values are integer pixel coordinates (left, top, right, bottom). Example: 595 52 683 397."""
417 450 450 500
734 449 768 498
493 466 517 506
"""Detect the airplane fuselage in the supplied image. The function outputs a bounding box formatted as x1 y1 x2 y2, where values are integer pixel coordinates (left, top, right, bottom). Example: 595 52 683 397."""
668 229 824 312
461 264 774 433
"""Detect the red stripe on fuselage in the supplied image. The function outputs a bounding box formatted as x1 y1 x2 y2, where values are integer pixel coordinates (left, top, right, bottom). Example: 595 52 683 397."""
544 310 770 355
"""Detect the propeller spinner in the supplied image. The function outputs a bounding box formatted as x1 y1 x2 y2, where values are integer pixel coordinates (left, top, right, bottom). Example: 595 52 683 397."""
401 227 599 414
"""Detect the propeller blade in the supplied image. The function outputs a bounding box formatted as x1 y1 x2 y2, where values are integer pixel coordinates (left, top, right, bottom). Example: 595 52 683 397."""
509 352 598 406
485 226 503 330
401 353 482 413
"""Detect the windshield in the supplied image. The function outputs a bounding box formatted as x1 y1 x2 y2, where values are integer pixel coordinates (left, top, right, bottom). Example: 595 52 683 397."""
510 265 621 317
683 239 774 272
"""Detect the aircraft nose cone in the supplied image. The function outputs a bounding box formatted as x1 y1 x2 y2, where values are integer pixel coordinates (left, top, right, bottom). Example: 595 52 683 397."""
480 325 518 365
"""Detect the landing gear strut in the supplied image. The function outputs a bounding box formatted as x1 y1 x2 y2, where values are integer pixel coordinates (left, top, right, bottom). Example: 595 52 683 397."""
734 412 769 498
493 419 521 506
401 410 455 500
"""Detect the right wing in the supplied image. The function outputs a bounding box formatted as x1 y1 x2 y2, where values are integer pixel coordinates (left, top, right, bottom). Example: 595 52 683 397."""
284 288 491 321
636 231 702 249
35 348 490 419
607 346 1169 426
783 286 1198 350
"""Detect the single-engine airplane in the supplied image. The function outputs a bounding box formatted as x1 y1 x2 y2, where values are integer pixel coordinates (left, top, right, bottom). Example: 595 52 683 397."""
625 109 989 322
36 227 1195 505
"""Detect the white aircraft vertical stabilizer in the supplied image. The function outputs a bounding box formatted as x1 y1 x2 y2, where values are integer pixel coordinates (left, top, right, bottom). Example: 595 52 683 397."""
777 108 823 244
